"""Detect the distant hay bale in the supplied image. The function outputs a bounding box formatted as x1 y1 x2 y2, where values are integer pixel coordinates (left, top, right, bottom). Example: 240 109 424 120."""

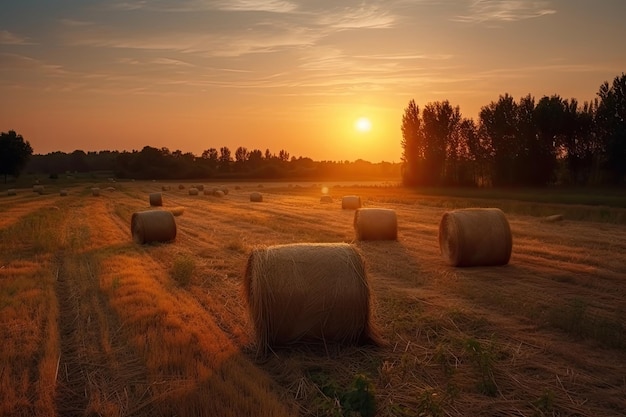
169 206 185 217
149 192 163 207
178 184 185 190
106 187 116 192
161 185 171 191
196 184 204 191
235 185 241 190
33 185 44 194
438 208 512 267
342 195 361 209
203 189 212 196
91 187 100 196
59 190 68 197
542 214 564 222
220 186 229 195
354 208 398 241
244 243 381 353
250 192 263 202
131 210 177 244
213 190 225 198
7 189 17 196
188 188 199 196
320 195 333 203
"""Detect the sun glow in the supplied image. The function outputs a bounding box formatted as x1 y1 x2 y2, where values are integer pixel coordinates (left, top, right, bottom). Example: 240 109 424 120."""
355 117 372 133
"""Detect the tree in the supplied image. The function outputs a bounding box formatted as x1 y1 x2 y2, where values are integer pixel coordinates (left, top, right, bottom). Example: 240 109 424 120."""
479 94 519 186
219 146 232 172
422 100 461 185
400 99 424 185
596 73 626 184
0 130 33 183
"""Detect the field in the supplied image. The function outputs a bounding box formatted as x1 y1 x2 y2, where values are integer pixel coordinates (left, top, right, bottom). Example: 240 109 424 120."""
1 180 625 417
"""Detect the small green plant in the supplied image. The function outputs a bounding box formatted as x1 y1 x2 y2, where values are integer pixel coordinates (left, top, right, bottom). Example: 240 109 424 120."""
465 338 498 396
341 374 376 417
532 389 555 415
416 388 444 417
171 255 195 287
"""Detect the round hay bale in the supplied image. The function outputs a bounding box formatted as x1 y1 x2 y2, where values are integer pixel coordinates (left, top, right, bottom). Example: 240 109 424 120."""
220 186 229 195
91 187 100 197
59 190 68 197
542 214 564 222
131 210 177 244
161 185 170 191
178 184 185 190
106 187 116 192
320 195 333 203
196 184 204 191
244 243 381 352
169 206 185 217
342 195 361 209
149 192 163 207
7 189 17 196
188 188 199 196
235 185 241 190
33 185 44 194
203 188 212 196
354 208 398 241
213 189 225 198
438 208 512 267
250 192 263 202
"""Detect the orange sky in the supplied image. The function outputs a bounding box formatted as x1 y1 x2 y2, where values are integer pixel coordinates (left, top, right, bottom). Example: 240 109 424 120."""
1 1 625 162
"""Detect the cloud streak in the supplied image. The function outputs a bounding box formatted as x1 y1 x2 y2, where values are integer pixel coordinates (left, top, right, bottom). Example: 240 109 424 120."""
453 0 556 23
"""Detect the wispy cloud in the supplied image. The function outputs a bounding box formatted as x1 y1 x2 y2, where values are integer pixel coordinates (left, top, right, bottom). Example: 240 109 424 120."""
453 0 556 23
316 5 397 29
212 0 298 13
0 30 35 45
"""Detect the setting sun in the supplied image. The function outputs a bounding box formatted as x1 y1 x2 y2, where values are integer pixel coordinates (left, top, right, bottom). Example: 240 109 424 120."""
355 117 372 133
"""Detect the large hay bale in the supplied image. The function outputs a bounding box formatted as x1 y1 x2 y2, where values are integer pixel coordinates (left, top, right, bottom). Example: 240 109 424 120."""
342 195 361 209
213 189 225 198
33 185 44 194
149 192 163 207
91 187 100 196
320 195 333 203
59 190 68 197
7 189 17 196
354 208 398 241
250 192 263 202
188 188 199 196
244 243 380 352
131 210 177 244
438 208 512 267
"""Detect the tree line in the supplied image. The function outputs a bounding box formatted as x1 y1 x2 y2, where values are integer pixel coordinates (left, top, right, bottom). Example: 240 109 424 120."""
22 146 400 181
401 73 626 187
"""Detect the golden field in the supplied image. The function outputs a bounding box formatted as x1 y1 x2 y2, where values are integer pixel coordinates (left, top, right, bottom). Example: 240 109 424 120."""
1 181 625 417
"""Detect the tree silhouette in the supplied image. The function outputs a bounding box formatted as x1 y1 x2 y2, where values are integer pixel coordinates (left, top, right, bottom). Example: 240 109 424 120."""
596 73 626 184
400 99 423 185
0 130 33 183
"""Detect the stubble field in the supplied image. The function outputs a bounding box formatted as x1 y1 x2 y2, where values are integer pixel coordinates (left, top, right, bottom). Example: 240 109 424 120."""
1 180 625 417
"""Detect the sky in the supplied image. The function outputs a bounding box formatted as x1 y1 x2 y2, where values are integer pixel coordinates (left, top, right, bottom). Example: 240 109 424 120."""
1 0 624 162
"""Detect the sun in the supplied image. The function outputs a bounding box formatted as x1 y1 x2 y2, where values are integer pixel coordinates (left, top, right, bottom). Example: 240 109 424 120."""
354 117 372 133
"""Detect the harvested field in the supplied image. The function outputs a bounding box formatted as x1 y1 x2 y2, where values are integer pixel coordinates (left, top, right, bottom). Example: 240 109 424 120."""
1 181 625 416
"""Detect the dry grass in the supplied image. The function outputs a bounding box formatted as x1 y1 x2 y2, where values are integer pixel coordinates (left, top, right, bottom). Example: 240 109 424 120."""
1 181 625 416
